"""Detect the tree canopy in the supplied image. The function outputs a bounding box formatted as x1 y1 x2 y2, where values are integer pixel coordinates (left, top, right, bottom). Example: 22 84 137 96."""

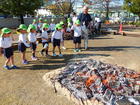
0 0 42 23
123 0 140 18
45 0 74 16
83 0 121 19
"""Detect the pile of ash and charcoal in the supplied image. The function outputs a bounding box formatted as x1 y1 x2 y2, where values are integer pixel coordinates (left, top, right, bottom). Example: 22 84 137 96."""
51 59 140 105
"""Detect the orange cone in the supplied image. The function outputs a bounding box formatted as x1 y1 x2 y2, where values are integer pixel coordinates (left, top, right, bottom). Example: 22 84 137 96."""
119 24 123 33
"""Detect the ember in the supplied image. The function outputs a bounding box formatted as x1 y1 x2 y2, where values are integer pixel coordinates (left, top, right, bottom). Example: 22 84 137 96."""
52 59 140 105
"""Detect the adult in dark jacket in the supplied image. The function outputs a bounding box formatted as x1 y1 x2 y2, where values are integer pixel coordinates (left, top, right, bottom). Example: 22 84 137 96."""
78 6 92 50
78 6 92 27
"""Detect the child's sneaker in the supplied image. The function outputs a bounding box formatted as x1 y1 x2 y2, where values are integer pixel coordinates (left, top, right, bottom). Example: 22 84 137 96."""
40 51 44 56
78 49 81 52
59 54 63 57
52 53 57 57
22 60 29 64
62 46 66 50
31 56 38 61
76 49 79 52
10 65 19 69
73 49 77 52
3 65 10 70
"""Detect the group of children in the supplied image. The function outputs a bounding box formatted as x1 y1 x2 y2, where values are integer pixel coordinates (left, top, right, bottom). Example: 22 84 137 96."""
0 18 86 70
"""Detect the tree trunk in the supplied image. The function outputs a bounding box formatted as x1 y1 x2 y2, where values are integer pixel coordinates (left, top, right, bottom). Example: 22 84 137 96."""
106 1 109 20
139 15 140 21
20 14 24 24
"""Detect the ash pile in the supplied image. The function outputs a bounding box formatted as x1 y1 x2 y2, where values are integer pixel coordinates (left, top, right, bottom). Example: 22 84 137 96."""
52 59 140 105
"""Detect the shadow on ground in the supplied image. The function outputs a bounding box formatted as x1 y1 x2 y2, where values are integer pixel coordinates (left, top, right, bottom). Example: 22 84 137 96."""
83 46 140 52
93 37 114 40
19 53 110 70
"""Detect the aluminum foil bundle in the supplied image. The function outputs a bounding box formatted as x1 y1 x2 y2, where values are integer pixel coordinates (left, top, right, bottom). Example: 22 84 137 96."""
54 59 140 105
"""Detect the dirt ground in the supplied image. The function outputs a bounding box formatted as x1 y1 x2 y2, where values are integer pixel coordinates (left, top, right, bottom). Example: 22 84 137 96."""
0 34 140 105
